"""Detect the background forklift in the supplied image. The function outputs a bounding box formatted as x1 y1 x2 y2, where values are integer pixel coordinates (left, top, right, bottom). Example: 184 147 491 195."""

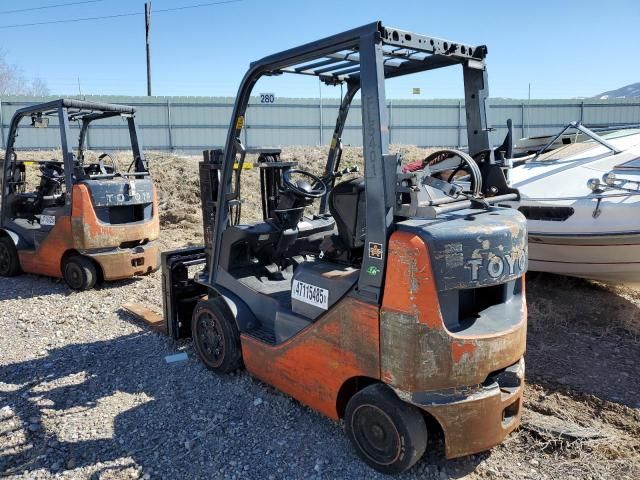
0 99 160 290
162 23 527 473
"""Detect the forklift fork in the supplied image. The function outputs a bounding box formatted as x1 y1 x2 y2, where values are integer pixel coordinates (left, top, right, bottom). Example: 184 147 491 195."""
161 247 208 339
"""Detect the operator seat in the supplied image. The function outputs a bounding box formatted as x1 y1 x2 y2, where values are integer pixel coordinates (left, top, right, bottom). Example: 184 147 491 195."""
326 177 366 263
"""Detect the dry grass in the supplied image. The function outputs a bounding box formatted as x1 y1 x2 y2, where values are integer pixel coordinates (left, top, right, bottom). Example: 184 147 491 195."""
144 145 437 246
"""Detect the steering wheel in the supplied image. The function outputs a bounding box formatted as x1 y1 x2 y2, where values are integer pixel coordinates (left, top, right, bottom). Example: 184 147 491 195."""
422 149 483 198
39 161 65 183
98 153 118 175
282 169 327 199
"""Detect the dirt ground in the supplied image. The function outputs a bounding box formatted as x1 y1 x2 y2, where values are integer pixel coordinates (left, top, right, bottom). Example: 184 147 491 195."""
0 148 639 479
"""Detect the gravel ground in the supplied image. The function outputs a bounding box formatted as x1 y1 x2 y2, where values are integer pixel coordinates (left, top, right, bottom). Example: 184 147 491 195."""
0 268 471 480
1 255 638 479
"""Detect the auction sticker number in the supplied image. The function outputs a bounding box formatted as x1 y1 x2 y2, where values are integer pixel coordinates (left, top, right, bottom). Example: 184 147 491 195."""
260 93 275 104
292 280 328 310
40 215 56 226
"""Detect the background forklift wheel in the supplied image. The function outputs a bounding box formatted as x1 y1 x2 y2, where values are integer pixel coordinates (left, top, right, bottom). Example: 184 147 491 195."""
192 299 243 373
63 256 97 290
0 237 21 277
345 384 427 474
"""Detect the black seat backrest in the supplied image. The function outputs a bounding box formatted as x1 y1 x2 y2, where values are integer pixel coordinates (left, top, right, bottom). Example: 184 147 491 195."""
328 177 366 251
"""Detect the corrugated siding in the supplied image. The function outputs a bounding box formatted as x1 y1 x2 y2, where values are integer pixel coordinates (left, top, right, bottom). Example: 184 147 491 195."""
1 95 638 151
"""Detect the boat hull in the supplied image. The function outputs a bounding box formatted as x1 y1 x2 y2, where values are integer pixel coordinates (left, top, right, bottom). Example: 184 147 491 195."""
508 130 640 284
528 232 640 284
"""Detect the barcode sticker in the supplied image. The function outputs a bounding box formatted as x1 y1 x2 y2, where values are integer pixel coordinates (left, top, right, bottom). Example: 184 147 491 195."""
40 215 56 226
291 280 329 310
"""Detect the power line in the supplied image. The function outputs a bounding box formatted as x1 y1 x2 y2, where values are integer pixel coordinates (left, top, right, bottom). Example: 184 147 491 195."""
0 0 242 29
0 0 106 15
0 11 139 28
155 0 240 13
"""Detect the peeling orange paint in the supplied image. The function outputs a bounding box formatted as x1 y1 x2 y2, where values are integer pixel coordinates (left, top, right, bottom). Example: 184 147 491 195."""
451 341 476 363
241 297 380 420
382 232 442 329
71 184 159 250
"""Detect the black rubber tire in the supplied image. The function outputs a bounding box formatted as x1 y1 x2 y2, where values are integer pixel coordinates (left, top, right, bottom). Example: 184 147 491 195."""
345 383 428 474
0 237 21 277
63 255 97 290
192 298 243 373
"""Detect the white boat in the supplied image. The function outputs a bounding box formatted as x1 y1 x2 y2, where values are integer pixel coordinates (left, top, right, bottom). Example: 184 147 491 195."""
506 123 640 284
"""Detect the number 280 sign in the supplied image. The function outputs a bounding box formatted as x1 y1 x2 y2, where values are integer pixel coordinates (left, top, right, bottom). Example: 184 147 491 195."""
259 93 275 104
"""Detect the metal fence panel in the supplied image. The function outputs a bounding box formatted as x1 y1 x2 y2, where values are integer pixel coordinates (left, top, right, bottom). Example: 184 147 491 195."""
1 95 638 152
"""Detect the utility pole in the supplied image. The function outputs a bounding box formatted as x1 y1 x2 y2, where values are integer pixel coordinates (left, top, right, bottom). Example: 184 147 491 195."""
319 79 323 145
527 82 531 136
145 2 152 96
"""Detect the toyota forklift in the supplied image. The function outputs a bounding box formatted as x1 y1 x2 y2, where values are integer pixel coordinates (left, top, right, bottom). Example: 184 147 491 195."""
162 23 527 473
0 99 160 290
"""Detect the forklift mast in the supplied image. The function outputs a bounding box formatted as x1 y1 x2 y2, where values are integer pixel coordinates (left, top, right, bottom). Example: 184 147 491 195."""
1 99 149 223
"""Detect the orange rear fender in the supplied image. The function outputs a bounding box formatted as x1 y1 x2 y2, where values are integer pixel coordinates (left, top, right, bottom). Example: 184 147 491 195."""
241 297 381 420
70 184 160 250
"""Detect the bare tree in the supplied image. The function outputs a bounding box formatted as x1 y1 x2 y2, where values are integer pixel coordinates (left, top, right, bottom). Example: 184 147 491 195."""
29 77 50 96
0 49 50 96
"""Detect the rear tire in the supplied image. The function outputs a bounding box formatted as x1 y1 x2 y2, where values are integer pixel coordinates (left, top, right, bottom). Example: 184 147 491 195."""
0 237 21 277
192 298 243 373
345 383 427 474
63 255 97 290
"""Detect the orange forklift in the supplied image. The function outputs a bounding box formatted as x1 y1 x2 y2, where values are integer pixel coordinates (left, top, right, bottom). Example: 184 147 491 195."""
162 23 527 473
0 99 159 290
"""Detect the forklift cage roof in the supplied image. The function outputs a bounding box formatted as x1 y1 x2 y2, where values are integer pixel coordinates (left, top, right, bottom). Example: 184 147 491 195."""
12 99 136 123
257 22 487 84
14 98 136 115
211 21 493 304
3 99 146 195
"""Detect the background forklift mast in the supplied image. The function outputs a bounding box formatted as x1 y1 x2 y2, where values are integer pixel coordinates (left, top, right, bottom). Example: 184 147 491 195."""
163 22 527 474
0 99 160 290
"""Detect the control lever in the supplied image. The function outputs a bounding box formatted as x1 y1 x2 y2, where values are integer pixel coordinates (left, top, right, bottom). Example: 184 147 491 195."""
334 166 359 178
422 175 464 198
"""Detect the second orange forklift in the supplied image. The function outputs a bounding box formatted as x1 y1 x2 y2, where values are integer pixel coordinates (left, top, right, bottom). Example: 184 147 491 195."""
0 100 160 290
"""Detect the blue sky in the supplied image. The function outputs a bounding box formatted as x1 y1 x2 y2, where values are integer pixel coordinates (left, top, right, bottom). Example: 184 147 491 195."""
1 0 638 99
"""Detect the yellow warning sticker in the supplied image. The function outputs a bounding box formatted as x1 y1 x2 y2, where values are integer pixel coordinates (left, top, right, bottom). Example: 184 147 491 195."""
233 162 254 170
330 137 337 149
235 115 245 130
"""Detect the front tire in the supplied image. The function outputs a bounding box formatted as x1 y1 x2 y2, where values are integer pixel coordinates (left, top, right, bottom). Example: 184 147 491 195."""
0 237 21 277
345 383 428 474
63 255 97 290
192 298 243 373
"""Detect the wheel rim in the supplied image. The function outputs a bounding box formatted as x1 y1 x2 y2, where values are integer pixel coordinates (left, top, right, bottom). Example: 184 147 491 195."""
195 310 225 367
65 263 84 289
0 243 10 273
351 404 402 466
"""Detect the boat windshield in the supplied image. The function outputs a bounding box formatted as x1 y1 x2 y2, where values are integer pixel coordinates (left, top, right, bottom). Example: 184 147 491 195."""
532 122 621 161
615 158 640 171
599 128 640 140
